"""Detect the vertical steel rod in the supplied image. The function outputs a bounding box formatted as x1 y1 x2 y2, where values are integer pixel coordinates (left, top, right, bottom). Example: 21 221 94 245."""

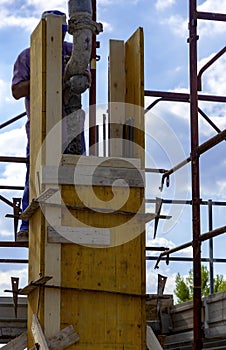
208 200 214 295
189 1 203 349
89 0 97 155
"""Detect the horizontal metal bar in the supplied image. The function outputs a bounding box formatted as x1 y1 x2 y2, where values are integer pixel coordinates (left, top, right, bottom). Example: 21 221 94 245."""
0 259 28 264
144 90 226 103
0 241 28 248
0 156 27 163
0 112 26 130
145 246 168 252
200 226 226 242
145 168 167 174
146 256 226 263
197 11 226 22
145 198 226 206
0 186 24 190
154 225 226 269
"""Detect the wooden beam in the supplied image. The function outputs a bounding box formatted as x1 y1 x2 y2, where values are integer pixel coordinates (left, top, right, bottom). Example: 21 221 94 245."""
146 326 163 350
61 154 141 168
47 325 79 350
29 17 46 349
31 314 49 349
125 27 145 166
48 226 110 246
43 15 63 339
30 325 79 350
41 164 145 187
0 332 27 350
108 40 126 156
19 276 52 295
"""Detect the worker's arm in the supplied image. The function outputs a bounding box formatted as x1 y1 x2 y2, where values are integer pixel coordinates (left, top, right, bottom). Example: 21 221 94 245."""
11 80 30 100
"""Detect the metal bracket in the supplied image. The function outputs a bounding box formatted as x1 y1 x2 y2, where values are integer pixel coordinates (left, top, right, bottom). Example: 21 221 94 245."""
157 274 167 296
11 276 19 318
13 198 22 241
154 197 162 239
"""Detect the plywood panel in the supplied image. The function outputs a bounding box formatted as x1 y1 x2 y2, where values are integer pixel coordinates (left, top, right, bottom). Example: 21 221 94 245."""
43 15 63 339
125 27 145 166
29 18 46 349
29 15 63 345
109 40 125 156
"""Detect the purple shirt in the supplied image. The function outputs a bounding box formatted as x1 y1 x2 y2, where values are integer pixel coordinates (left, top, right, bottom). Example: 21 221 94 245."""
12 41 73 136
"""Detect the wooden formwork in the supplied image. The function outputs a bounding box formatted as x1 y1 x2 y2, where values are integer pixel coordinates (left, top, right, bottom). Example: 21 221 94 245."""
27 14 147 350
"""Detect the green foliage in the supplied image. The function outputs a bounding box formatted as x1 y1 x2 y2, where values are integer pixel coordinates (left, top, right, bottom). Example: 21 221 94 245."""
174 265 226 304
175 273 191 304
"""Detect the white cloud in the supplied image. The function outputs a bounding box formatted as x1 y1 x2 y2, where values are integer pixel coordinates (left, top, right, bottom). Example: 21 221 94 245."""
196 0 226 37
155 0 175 11
0 163 26 188
198 0 226 13
0 127 26 157
146 236 175 250
160 14 187 38
0 79 8 105
199 54 226 96
101 21 113 33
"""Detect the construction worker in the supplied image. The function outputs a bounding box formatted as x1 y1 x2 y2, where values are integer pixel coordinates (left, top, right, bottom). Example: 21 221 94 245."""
11 10 88 241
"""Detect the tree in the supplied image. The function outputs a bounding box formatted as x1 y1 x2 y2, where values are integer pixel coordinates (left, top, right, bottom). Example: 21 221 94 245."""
174 265 226 304
175 273 191 303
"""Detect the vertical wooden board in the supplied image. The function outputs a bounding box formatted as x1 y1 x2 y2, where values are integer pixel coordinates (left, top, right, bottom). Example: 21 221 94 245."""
44 15 63 338
45 16 63 165
30 19 46 200
125 28 146 348
108 40 125 157
28 19 46 349
125 27 145 166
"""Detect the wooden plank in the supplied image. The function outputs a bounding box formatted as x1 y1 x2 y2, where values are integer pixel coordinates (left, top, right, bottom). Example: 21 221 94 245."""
31 314 49 349
125 27 145 166
47 325 79 350
43 15 63 339
19 276 52 295
108 40 125 157
0 331 27 350
29 17 46 350
61 154 141 168
146 325 163 350
29 15 63 346
20 188 58 220
41 165 145 187
48 226 110 246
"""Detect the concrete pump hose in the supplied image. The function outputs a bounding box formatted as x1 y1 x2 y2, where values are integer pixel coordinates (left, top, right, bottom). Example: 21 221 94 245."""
64 0 93 94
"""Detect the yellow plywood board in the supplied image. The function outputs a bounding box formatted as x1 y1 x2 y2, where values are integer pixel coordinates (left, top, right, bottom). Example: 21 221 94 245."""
29 15 63 346
30 19 46 200
28 19 46 349
61 291 144 350
125 27 145 166
108 40 125 156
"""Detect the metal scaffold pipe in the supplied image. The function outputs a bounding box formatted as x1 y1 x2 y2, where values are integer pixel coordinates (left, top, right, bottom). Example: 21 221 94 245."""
189 0 202 349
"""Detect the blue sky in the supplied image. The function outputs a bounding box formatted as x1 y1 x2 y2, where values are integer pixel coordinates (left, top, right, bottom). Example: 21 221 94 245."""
0 0 226 301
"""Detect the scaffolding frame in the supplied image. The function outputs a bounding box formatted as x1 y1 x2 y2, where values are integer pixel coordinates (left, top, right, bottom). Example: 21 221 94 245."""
145 1 226 349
